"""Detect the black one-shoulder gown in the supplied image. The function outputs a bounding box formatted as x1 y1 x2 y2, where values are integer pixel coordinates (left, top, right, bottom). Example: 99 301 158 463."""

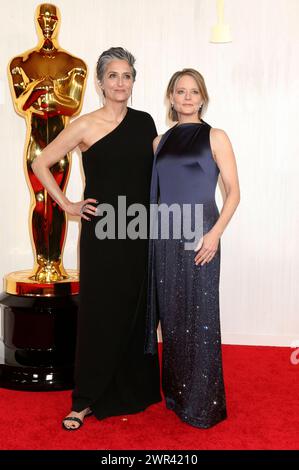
72 107 161 419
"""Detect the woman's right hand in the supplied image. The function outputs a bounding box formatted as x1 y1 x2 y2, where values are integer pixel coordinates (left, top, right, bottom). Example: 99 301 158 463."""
63 198 98 221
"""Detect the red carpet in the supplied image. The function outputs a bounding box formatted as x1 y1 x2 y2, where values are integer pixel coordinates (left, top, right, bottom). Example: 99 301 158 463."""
0 345 298 450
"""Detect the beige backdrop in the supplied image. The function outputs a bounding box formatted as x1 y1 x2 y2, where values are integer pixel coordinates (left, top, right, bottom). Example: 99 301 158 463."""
0 0 298 346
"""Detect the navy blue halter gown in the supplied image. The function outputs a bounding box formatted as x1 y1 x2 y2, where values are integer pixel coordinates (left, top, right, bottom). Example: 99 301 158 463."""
146 121 227 428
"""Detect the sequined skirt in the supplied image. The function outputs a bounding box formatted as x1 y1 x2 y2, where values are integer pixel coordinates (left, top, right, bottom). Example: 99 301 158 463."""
154 208 227 428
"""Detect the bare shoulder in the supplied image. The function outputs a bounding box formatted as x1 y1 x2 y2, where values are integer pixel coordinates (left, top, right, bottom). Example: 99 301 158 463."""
55 114 92 147
84 108 106 124
210 128 232 153
70 113 92 131
209 127 236 167
75 110 109 151
210 128 231 144
153 134 163 153
75 110 105 128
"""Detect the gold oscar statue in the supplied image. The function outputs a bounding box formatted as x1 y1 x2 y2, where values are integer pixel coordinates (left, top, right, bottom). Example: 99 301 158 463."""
0 3 87 390
6 2 87 293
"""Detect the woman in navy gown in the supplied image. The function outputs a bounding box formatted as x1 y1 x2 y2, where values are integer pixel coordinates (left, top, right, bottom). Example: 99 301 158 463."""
146 69 240 428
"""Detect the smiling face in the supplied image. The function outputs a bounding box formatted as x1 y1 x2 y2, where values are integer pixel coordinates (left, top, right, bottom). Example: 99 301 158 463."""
100 60 134 104
170 74 203 120
36 4 60 39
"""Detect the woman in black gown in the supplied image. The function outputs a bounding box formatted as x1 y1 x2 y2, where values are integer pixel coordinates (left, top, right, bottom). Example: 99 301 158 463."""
32 47 161 430
146 69 240 428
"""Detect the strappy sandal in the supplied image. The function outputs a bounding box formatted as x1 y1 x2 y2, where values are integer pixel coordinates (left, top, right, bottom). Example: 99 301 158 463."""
62 410 93 431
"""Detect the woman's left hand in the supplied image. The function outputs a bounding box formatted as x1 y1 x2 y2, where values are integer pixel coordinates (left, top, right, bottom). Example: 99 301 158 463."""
194 230 220 266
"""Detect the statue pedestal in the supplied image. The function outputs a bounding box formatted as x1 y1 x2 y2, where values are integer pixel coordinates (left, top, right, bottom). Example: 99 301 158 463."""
0 270 79 390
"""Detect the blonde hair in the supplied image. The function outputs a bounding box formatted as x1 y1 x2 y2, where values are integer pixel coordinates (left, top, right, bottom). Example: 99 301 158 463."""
166 68 209 122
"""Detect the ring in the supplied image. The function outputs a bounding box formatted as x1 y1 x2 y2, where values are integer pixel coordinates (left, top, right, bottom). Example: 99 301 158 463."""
80 204 87 215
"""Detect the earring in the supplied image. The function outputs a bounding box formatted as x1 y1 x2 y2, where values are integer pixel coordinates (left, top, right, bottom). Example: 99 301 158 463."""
171 103 174 109
100 88 106 104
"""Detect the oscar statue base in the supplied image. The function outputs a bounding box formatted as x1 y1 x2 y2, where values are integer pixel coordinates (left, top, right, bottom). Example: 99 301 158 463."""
0 270 79 390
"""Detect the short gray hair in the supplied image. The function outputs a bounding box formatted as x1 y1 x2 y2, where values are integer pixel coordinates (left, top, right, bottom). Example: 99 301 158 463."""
96 47 137 83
